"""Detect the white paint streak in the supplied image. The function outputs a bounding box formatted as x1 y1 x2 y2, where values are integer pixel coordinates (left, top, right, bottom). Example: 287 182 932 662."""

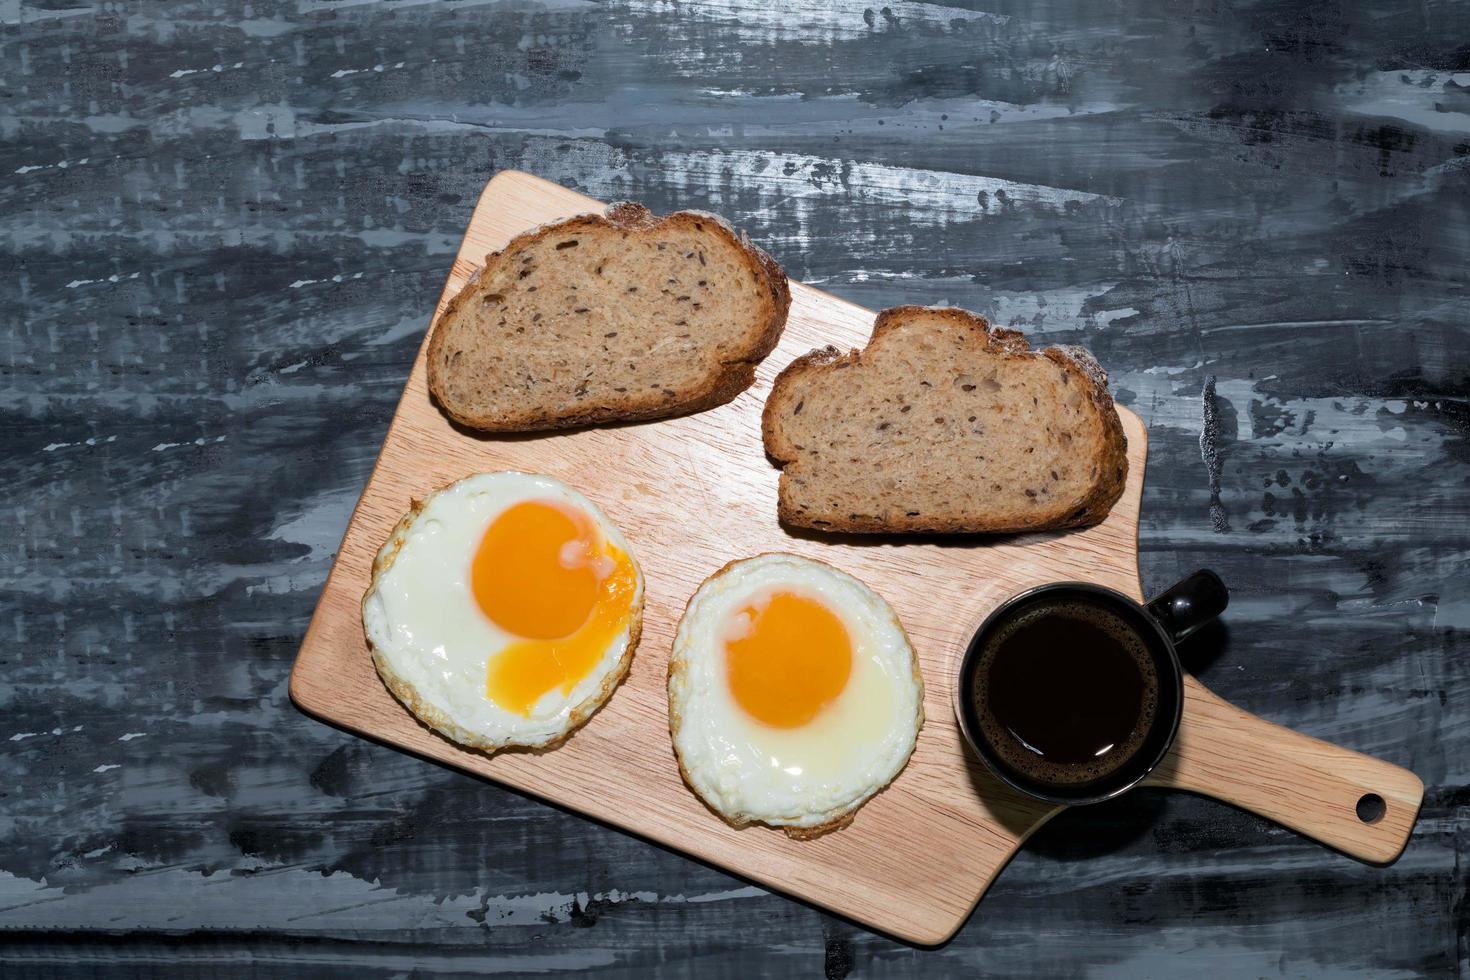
624 0 1006 44
66 272 139 289
676 885 768 903
41 435 115 452
329 62 405 78
169 62 244 79
1335 69 1470 135
642 148 1116 247
368 316 428 347
1142 360 1204 375
92 764 120 773
267 491 355 562
1203 318 1393 334
1095 307 1139 327
151 435 227 452
290 273 364 288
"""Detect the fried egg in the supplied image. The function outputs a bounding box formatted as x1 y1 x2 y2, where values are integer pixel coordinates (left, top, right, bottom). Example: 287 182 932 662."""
668 553 923 836
362 472 643 751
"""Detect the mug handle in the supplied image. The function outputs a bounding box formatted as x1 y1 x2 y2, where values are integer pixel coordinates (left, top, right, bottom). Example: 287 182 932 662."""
1146 569 1229 643
1141 570 1424 864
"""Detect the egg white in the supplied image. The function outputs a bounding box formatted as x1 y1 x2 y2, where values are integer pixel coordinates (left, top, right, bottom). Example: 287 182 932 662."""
362 472 643 751
668 553 923 834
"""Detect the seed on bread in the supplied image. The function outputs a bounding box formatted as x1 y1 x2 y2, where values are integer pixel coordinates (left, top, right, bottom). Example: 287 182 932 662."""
762 306 1128 534
427 202 790 432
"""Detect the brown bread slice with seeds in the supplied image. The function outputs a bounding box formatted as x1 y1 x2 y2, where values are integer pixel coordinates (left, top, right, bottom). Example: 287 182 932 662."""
427 202 790 432
762 306 1128 534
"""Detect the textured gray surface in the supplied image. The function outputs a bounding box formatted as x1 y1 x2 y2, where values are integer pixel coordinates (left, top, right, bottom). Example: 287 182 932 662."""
2 0 1468 975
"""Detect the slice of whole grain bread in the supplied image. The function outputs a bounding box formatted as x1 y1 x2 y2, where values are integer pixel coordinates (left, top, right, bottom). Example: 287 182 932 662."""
427 202 790 432
762 306 1128 534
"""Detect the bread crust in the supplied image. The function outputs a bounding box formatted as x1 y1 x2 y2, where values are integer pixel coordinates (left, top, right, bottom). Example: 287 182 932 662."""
426 202 790 432
666 553 925 839
362 487 643 754
762 305 1129 534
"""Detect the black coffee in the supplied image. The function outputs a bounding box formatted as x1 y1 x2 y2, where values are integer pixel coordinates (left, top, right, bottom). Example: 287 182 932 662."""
970 598 1159 786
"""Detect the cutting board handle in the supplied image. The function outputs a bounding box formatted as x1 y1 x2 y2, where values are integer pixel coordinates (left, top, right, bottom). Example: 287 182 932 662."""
1144 679 1423 864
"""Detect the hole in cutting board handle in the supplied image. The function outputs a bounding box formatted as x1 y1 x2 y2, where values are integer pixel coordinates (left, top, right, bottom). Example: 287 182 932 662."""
1356 793 1386 824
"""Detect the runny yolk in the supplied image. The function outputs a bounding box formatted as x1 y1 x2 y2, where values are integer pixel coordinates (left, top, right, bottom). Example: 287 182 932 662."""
471 500 637 717
724 591 852 728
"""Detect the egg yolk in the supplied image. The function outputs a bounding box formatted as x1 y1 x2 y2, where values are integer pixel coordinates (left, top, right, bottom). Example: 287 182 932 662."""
471 500 637 716
724 591 852 728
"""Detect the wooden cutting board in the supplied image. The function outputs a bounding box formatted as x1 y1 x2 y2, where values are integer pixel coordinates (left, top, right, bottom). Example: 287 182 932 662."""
292 171 1423 945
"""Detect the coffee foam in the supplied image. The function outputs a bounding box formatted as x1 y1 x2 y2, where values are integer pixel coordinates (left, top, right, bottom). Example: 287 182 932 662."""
970 598 1160 787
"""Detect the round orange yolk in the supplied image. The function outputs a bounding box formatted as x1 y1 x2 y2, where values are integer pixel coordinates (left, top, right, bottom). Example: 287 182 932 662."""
724 591 853 728
471 500 637 716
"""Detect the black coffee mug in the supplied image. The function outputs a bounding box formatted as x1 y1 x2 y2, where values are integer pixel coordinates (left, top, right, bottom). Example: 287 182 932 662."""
956 570 1228 805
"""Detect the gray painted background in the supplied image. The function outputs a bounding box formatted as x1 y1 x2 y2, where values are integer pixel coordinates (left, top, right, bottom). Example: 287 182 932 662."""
3 0 1467 975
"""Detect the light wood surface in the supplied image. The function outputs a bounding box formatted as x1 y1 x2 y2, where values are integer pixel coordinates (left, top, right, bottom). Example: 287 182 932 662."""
1144 684 1422 864
291 171 1423 945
